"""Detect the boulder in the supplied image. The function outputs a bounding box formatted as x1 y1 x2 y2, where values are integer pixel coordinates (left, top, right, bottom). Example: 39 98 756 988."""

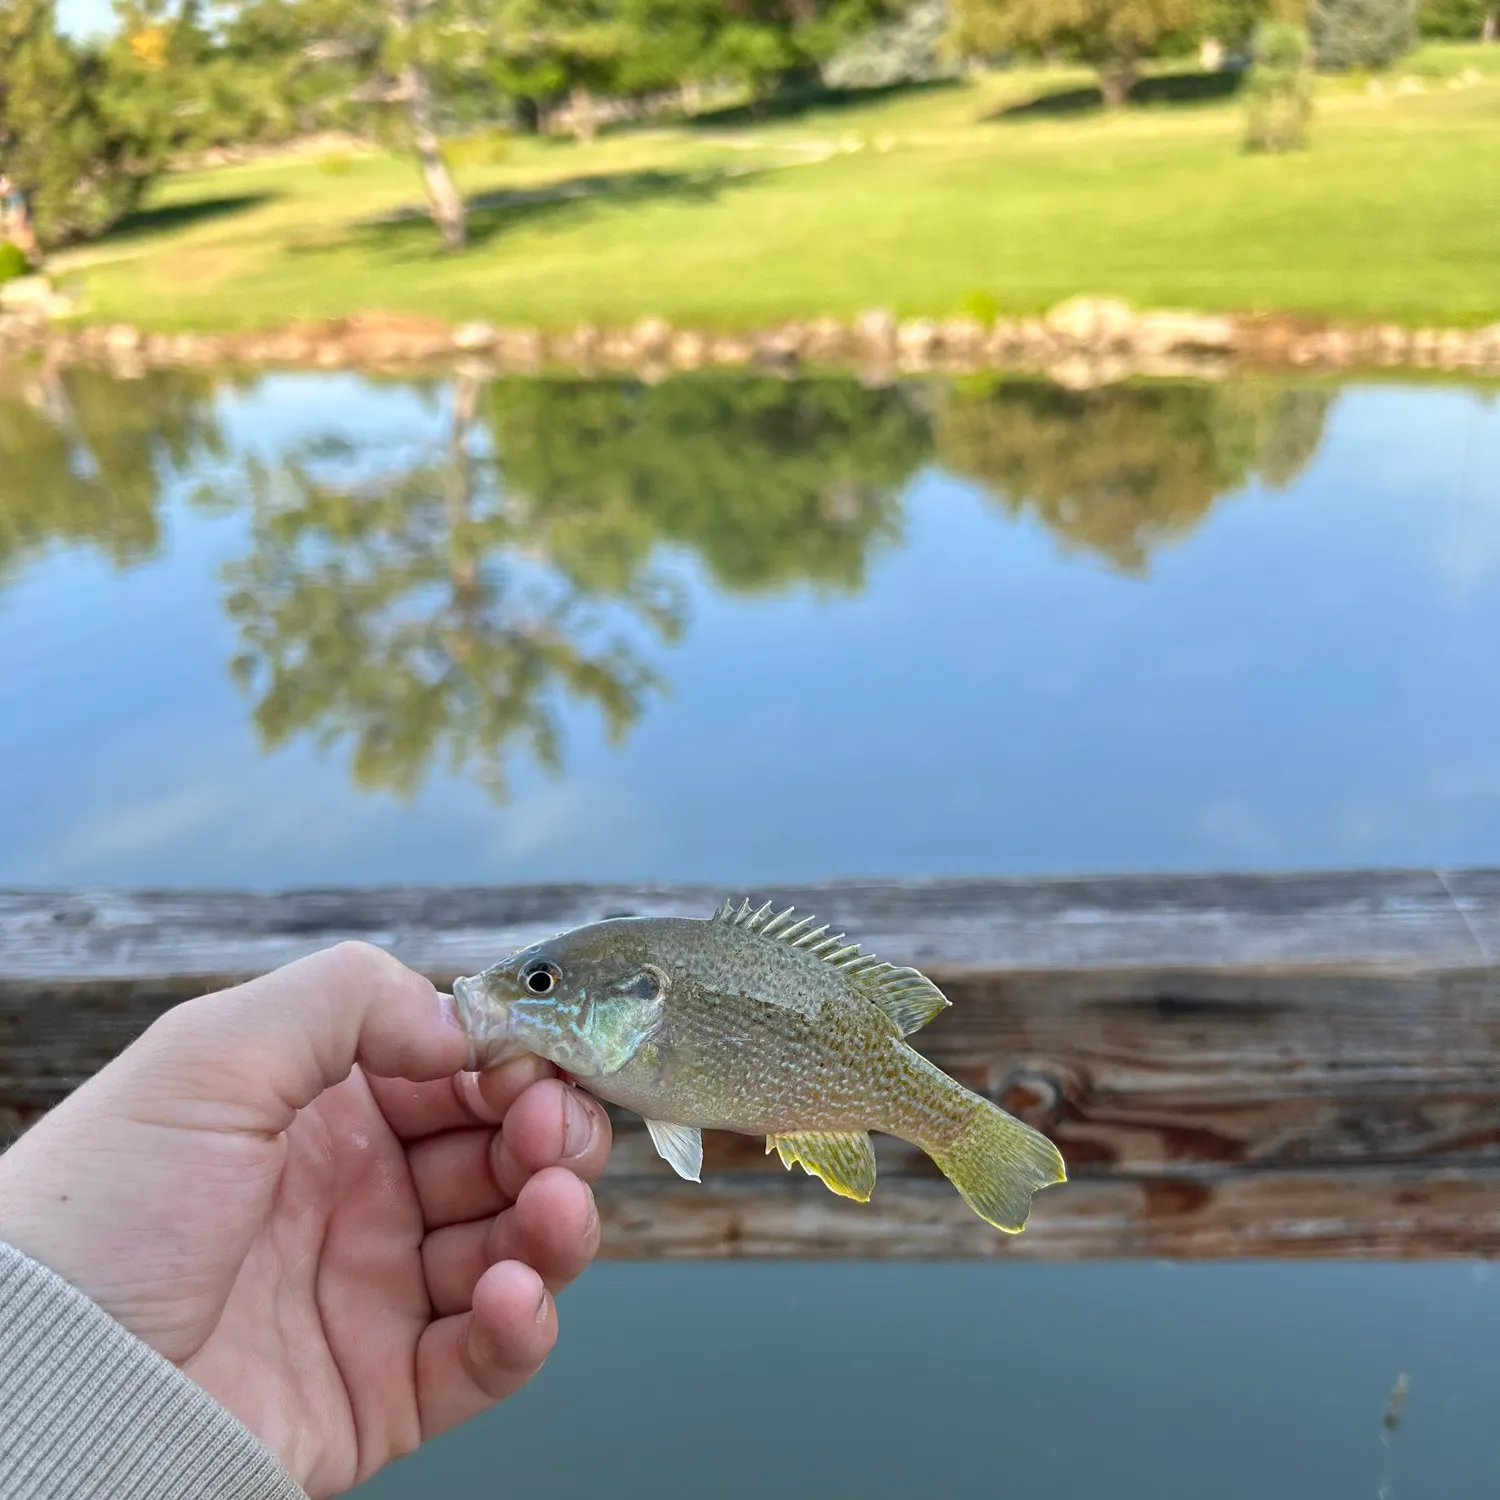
630 316 672 360
1045 296 1134 349
670 329 708 370
936 317 986 360
1131 310 1237 355
852 308 896 359
895 318 937 365
0 275 73 320
707 335 754 366
452 321 497 352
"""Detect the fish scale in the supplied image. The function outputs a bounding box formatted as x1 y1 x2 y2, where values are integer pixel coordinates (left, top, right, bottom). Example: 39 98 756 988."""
453 899 1066 1231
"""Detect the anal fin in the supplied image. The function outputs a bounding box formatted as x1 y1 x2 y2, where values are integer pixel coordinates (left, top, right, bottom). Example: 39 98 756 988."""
767 1130 876 1202
646 1119 703 1182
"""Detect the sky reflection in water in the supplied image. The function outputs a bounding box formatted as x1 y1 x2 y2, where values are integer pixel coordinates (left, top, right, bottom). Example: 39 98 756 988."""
1 367 1497 888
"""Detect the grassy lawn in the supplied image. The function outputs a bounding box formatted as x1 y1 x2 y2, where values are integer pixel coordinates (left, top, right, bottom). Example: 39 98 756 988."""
49 45 1500 333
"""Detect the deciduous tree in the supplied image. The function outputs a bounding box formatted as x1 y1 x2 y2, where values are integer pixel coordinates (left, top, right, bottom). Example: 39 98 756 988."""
947 0 1202 106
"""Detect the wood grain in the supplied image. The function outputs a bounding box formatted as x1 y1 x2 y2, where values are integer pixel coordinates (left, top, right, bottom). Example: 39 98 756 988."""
5 874 1500 1259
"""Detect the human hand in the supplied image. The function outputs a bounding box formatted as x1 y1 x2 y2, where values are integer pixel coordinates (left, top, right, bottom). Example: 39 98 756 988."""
0 942 612 1497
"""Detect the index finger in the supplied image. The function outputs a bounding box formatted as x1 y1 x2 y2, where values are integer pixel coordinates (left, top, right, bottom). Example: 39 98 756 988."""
368 1054 559 1141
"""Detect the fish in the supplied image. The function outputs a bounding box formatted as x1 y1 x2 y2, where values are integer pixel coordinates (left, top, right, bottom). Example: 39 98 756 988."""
451 897 1067 1232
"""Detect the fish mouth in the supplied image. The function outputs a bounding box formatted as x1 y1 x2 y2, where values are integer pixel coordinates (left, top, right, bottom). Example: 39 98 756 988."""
451 969 525 1071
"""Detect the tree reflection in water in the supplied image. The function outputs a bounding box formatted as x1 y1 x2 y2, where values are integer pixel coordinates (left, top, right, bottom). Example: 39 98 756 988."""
0 367 1335 800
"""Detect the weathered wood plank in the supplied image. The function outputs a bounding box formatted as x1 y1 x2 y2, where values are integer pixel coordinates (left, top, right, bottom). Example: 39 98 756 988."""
6 874 1500 1259
0 868 1492 980
592 1168 1500 1260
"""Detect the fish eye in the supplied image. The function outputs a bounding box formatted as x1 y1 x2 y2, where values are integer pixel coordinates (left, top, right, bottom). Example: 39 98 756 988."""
522 961 561 995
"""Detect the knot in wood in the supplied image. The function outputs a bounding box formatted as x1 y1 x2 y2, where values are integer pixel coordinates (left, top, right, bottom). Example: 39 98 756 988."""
992 1063 1074 1130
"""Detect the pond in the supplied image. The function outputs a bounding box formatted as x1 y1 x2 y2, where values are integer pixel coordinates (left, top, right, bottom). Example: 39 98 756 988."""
2 365 1498 888
4 364 1500 1498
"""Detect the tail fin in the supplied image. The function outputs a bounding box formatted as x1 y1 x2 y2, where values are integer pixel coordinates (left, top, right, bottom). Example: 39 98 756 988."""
927 1095 1066 1233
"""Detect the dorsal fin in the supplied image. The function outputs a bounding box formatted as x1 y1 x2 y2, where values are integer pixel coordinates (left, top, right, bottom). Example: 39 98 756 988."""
709 898 952 1036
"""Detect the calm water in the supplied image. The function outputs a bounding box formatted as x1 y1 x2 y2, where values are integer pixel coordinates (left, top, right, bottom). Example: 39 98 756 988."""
2 365 1499 887
6 366 1500 1495
346 1261 1500 1500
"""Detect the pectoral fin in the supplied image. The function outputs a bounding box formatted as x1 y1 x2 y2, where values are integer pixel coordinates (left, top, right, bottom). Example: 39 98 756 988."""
766 1130 876 1202
646 1119 703 1183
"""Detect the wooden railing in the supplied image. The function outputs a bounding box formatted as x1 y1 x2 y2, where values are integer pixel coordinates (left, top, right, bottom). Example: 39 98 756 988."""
6 870 1500 1259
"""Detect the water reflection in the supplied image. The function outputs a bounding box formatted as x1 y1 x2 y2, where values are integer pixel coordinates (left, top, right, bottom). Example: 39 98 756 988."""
480 376 925 595
936 378 1332 572
0 365 225 581
0 365 1340 807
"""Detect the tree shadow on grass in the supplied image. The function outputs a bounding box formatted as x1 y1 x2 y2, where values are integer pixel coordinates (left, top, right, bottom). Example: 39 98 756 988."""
98 191 281 245
687 75 960 131
990 67 1245 121
322 166 758 261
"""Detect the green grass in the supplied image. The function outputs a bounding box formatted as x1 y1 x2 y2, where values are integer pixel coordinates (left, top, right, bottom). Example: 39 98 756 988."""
51 45 1500 333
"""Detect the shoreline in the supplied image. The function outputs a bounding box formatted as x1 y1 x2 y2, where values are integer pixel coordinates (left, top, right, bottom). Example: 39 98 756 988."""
3 298 1499 385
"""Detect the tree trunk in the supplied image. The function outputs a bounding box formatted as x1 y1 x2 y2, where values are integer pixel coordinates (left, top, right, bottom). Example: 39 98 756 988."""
401 61 466 251
570 83 596 145
679 77 702 116
1484 9 1497 41
444 373 481 617
1099 56 1138 109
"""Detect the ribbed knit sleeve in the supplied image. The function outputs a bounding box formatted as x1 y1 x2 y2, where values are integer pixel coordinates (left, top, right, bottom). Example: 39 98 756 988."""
0 1243 307 1500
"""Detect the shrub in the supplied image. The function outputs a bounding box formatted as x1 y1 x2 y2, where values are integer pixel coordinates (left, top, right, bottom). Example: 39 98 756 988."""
957 288 1000 324
1308 0 1419 69
1244 20 1314 149
0 241 31 284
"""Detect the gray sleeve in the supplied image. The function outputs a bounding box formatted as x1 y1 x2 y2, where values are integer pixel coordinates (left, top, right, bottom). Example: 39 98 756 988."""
0 1243 308 1500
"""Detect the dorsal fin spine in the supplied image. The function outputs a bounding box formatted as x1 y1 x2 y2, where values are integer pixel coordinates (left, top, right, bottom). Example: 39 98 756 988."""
706 898 951 1035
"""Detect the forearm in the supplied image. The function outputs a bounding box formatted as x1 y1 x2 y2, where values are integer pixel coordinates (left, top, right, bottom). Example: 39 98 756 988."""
0 1244 307 1500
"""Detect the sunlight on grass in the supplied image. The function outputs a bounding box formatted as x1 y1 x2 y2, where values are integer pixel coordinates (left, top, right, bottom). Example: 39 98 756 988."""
54 47 1500 332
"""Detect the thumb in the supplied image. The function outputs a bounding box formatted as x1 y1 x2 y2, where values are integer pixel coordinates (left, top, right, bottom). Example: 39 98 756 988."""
126 942 473 1134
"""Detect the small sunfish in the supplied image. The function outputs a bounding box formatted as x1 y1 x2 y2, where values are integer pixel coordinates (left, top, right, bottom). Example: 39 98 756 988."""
452 897 1066 1231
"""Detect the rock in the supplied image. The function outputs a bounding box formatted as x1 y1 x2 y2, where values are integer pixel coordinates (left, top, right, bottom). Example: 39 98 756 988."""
937 317 986 360
985 319 1022 360
670 329 708 370
1131 310 1236 355
803 317 850 361
895 317 937 369
1017 317 1056 356
1373 324 1409 364
707 335 754 366
1319 328 1354 365
630 317 672 360
1436 328 1470 368
759 321 808 360
496 327 543 372
1048 354 1129 391
0 275 73 319
852 308 896 359
1410 329 1438 365
598 330 636 367
1046 296 1134 349
103 324 143 355
452 321 497 352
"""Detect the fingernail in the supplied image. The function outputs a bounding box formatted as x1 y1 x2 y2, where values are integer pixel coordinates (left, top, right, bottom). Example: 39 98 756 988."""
585 1194 600 1242
535 1286 552 1324
563 1090 595 1160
